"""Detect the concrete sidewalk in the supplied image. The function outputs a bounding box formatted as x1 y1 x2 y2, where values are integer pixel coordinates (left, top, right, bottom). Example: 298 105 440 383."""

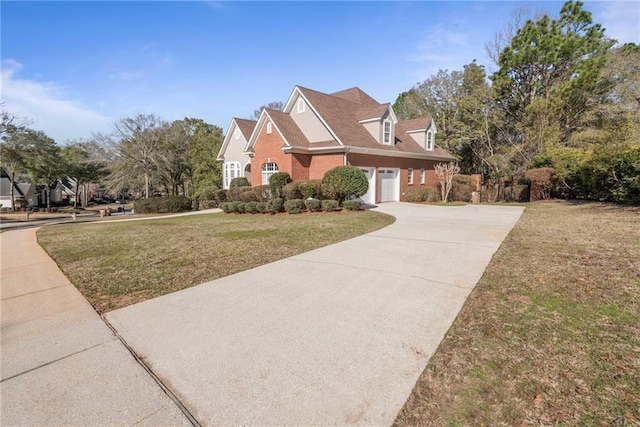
106 203 524 426
0 228 190 426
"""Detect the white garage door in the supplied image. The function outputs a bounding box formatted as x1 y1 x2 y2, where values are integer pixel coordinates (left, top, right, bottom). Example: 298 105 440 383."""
378 169 399 202
358 167 375 205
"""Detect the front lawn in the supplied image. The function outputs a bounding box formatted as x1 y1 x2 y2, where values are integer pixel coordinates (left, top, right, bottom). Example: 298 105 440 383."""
37 211 394 313
394 201 640 426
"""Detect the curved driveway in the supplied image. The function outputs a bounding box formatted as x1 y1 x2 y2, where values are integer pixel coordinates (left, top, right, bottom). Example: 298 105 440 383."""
105 203 524 426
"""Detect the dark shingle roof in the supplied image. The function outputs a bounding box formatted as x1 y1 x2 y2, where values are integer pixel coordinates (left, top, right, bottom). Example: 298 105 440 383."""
234 118 257 140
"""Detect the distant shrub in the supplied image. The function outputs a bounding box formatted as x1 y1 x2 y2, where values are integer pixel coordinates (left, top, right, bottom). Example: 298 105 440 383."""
213 189 228 205
525 167 555 201
199 200 217 209
304 198 322 212
449 175 476 202
229 177 250 189
342 200 361 211
284 199 305 214
321 200 339 212
269 172 292 199
504 185 530 202
282 182 303 200
133 196 192 213
244 201 258 213
267 197 284 214
255 202 267 213
253 185 271 202
298 180 323 199
321 166 368 204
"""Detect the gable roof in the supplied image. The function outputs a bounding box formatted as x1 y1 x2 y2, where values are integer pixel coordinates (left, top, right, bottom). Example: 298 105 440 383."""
398 117 434 132
217 117 257 161
331 87 380 107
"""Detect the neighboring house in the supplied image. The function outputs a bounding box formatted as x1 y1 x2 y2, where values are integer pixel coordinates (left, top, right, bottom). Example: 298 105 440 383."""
217 86 455 203
0 174 38 209
60 177 79 204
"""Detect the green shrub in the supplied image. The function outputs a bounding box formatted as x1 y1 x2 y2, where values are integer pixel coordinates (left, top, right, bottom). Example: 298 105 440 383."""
253 185 271 202
404 187 430 202
133 196 192 213
282 182 303 200
304 198 322 212
244 202 258 213
449 175 477 202
266 197 284 214
228 185 252 201
213 189 228 205
342 200 361 211
199 200 217 209
269 172 292 199
219 202 231 213
239 189 258 202
229 177 250 189
284 199 305 214
298 180 322 199
321 200 339 212
255 202 267 213
321 166 368 204
504 185 530 202
228 201 241 213
236 202 246 213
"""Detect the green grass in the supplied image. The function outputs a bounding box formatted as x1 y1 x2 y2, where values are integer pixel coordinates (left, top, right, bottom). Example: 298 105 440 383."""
394 200 640 426
37 211 394 313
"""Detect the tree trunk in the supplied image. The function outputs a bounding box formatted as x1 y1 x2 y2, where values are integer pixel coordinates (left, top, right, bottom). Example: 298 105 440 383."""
46 186 51 212
73 180 80 209
10 171 16 211
145 173 150 199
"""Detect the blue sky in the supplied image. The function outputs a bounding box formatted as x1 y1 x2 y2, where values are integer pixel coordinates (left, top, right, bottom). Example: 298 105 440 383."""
2 1 638 143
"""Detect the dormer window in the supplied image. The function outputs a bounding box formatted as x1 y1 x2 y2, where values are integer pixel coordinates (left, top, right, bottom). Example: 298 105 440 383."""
383 120 391 145
426 131 433 150
267 122 272 134
297 98 305 113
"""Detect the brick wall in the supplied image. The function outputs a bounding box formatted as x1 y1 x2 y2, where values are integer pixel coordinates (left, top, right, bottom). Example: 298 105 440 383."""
251 121 291 187
308 154 344 180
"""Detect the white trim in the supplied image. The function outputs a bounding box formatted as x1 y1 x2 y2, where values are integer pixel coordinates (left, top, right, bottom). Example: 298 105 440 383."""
383 119 392 145
245 109 292 152
217 119 239 161
267 122 272 134
426 131 434 151
234 128 241 139
420 168 425 184
223 161 241 189
261 162 278 185
297 98 306 113
283 144 454 161
408 168 413 185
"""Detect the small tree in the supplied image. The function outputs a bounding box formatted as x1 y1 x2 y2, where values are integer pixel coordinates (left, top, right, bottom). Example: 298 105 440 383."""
435 162 461 203
321 166 368 205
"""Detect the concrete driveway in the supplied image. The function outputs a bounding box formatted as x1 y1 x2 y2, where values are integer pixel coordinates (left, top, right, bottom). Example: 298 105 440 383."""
106 203 524 426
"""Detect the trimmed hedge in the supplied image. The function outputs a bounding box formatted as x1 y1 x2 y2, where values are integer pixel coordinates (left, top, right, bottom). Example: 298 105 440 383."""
267 198 284 214
282 182 303 200
404 186 441 203
229 177 250 189
342 200 361 211
253 185 271 202
321 166 368 204
133 196 192 213
244 201 258 213
450 175 476 202
269 172 292 199
321 200 339 212
284 199 305 214
304 198 322 212
256 202 267 213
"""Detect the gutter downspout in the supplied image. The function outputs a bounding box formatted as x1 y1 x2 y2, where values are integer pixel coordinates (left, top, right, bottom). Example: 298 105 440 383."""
343 147 350 166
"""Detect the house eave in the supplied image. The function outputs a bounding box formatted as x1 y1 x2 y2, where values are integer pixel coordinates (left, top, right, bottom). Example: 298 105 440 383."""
346 146 455 161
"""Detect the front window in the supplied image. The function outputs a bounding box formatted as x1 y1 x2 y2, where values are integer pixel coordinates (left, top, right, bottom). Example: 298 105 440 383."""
408 168 413 185
261 162 278 185
383 120 391 145
426 131 433 150
224 162 241 189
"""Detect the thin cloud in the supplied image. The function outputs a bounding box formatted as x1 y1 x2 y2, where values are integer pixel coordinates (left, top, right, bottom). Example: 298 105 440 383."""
109 70 144 81
591 1 640 45
1 59 113 142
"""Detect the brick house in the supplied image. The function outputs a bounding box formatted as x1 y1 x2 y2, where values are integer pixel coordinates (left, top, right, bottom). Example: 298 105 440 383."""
217 86 455 203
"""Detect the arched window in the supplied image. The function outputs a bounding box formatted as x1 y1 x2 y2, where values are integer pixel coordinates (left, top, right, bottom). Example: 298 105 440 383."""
297 98 306 113
266 122 272 134
234 128 241 139
224 162 241 189
261 162 278 185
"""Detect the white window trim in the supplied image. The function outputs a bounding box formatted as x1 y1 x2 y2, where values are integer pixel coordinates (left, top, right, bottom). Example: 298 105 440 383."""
408 168 413 185
266 122 272 134
420 168 425 184
383 120 391 145
234 128 241 139
224 162 241 189
297 98 305 113
426 131 433 151
261 162 278 185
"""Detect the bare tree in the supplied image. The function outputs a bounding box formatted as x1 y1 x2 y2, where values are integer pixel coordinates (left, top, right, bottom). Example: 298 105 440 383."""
435 162 461 203
484 6 543 68
251 101 284 120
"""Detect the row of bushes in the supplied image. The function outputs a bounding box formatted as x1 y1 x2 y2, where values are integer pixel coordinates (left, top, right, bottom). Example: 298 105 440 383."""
133 196 192 213
404 175 478 203
220 198 362 215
